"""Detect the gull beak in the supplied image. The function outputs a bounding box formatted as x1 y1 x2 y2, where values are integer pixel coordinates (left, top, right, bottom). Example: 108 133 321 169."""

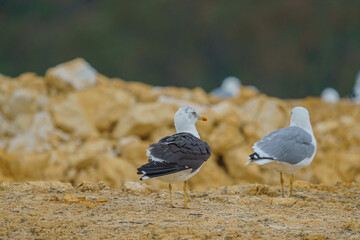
198 116 207 121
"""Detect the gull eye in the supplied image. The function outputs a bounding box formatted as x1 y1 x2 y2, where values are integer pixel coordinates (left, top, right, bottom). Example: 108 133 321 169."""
191 112 196 115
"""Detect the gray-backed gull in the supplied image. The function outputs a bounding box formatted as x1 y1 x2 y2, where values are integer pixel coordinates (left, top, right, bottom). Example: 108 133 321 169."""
321 88 340 103
137 106 211 208
246 106 316 197
211 76 241 98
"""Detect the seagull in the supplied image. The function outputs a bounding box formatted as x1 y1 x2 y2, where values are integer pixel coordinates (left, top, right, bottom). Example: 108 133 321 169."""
321 88 340 103
211 76 241 98
352 70 360 101
137 106 211 208
246 106 317 197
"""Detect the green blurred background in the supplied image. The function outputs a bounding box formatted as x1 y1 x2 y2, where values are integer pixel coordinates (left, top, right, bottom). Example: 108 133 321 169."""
0 0 360 98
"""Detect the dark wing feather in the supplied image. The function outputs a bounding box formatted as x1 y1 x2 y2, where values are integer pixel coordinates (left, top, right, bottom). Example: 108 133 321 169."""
148 132 211 170
137 161 188 179
137 132 211 180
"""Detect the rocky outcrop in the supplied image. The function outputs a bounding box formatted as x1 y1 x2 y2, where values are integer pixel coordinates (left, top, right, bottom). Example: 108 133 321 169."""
45 58 97 92
0 59 359 189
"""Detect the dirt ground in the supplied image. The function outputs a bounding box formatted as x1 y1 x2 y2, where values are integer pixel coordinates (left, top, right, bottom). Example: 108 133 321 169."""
0 180 359 240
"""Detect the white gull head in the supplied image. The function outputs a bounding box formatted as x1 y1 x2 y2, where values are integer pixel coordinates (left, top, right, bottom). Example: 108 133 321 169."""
174 106 206 139
290 106 313 133
354 70 360 98
321 88 340 103
221 76 241 96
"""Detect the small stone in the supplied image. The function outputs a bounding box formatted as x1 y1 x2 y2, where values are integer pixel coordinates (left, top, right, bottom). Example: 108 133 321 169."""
97 181 110 190
76 182 100 192
96 196 108 203
64 194 79 203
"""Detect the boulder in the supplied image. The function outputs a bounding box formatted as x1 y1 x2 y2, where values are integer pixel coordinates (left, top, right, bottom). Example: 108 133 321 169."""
112 102 176 139
190 155 233 190
116 136 149 167
123 181 159 196
208 123 245 154
239 97 288 138
0 150 20 181
2 88 38 118
51 94 98 138
222 145 263 183
7 111 55 154
98 156 139 188
75 85 135 131
45 58 97 91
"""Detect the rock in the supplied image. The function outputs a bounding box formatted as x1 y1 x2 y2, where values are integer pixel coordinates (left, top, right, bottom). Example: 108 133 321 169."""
157 96 207 113
116 136 149 167
64 194 80 203
208 123 245 154
222 145 263 183
239 97 288 138
7 112 55 154
122 81 158 102
96 181 110 190
76 181 100 192
51 94 98 138
190 156 233 190
1 58 360 192
16 72 48 94
75 84 134 131
45 58 97 91
2 89 39 118
112 102 176 139
66 139 110 170
153 86 210 104
123 181 158 196
335 151 360 182
98 156 139 188
0 150 20 181
220 186 234 195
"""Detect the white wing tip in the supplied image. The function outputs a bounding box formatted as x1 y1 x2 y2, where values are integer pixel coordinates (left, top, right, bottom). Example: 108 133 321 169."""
140 176 150 180
245 161 252 166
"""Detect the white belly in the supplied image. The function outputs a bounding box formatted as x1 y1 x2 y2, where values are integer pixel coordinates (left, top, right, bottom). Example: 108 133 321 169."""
156 167 202 184
259 154 314 175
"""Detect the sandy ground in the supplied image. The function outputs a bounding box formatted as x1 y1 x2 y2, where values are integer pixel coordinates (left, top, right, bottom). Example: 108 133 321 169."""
0 180 359 240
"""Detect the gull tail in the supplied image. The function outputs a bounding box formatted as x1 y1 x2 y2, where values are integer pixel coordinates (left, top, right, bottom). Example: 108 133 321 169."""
246 153 276 166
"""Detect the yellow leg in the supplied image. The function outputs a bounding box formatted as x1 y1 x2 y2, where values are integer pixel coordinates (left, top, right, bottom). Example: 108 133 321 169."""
289 175 294 197
169 184 175 208
183 181 188 209
280 172 284 198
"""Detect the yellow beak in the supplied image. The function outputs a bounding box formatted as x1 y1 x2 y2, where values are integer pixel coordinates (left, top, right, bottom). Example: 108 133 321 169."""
198 116 207 121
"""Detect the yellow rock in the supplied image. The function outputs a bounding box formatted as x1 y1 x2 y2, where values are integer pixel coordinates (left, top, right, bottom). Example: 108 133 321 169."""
112 102 176 139
75 84 134 131
51 94 98 138
45 58 97 92
223 145 262 183
208 123 244 154
64 194 80 203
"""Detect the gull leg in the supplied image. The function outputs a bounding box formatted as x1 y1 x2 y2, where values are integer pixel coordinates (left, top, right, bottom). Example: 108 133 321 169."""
183 181 188 209
280 172 285 198
169 184 175 208
289 175 294 197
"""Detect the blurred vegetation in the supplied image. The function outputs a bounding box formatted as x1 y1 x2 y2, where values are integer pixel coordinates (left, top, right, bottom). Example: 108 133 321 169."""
0 0 360 98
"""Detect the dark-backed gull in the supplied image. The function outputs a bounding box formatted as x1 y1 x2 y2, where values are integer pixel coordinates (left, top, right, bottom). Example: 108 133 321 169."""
137 106 211 208
246 106 316 197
